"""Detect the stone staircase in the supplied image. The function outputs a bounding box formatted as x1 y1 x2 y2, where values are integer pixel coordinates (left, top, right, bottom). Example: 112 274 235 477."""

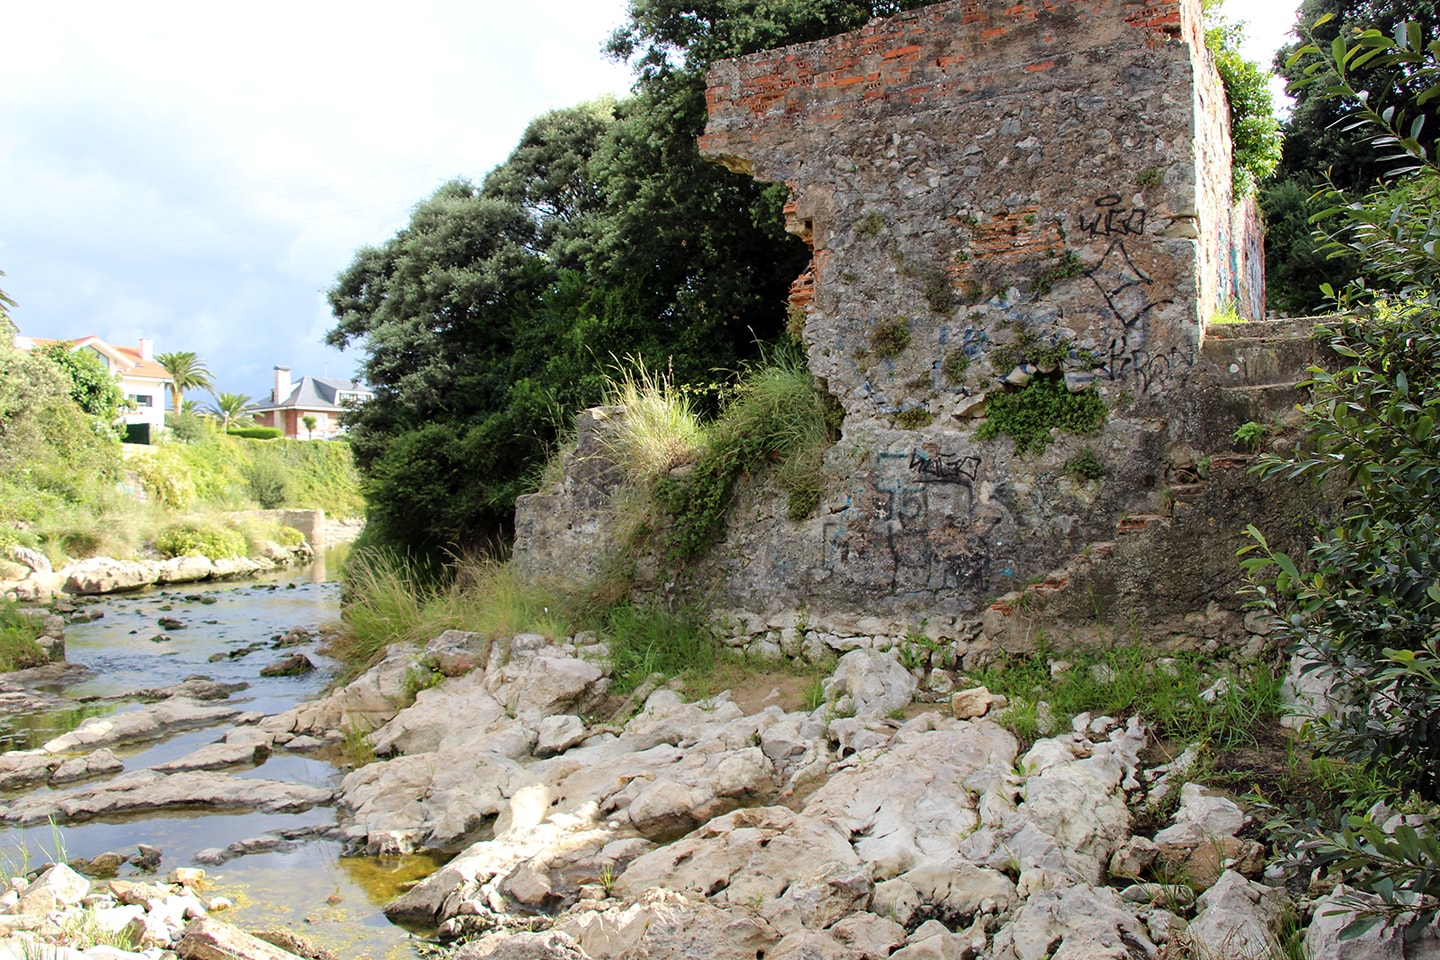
982 318 1341 647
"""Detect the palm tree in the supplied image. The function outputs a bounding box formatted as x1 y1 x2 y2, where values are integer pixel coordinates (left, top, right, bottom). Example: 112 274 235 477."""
206 391 255 432
156 351 214 414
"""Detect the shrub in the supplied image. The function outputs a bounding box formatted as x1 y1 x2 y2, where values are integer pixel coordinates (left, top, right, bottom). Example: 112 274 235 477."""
245 459 291 509
226 426 282 440
0 602 46 671
871 317 910 359
155 521 247 560
975 378 1106 454
166 410 210 443
654 348 835 562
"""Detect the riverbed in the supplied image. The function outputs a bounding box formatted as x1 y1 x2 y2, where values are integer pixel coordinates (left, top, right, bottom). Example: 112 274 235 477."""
0 552 439 959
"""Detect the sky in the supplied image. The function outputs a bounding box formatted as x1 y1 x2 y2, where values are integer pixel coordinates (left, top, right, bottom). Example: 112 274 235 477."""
1 1 1301 404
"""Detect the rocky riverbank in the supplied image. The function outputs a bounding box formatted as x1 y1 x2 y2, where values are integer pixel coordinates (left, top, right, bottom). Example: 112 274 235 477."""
0 623 1429 960
0 543 315 604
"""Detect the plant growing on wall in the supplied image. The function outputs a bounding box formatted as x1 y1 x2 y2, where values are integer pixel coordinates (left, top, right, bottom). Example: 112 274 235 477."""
975 378 1106 454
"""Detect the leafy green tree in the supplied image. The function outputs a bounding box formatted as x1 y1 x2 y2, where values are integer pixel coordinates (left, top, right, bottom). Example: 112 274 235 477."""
156 351 214 414
1262 0 1440 313
206 391 256 432
37 342 127 427
1203 3 1282 196
302 414 317 439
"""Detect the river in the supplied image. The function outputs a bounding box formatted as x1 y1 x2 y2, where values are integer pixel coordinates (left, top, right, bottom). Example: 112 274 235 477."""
0 551 440 960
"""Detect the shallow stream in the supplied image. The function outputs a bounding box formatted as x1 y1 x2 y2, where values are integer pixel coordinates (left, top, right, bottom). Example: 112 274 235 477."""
0 553 439 959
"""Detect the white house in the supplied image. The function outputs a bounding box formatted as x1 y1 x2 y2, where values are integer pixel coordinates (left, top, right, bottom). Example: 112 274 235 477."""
14 334 170 443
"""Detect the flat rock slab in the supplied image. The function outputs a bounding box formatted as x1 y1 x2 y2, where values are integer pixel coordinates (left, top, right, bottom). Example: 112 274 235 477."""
43 699 239 753
153 740 272 773
0 770 332 825
177 916 308 959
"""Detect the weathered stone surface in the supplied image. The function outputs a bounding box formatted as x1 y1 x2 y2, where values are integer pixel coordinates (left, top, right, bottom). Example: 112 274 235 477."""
1153 782 1245 844
1 770 331 825
824 649 916 718
556 888 778 960
265 642 418 736
259 654 314 677
452 931 589 960
1303 887 1405 960
1187 870 1289 960
950 686 996 720
536 715 588 757
802 717 1016 879
50 747 123 783
425 629 490 677
176 916 309 959
14 864 89 916
990 883 1156 960
42 699 239 753
369 670 511 757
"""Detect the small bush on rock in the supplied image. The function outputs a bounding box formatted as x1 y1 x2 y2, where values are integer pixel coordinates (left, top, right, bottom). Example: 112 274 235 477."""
155 522 246 561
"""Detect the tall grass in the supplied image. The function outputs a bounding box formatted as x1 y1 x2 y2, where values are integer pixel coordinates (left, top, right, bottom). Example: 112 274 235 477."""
0 602 46 672
601 358 705 486
327 549 573 675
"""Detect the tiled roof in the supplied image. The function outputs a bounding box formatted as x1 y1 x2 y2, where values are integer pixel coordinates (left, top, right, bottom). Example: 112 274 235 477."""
255 376 372 412
18 335 170 382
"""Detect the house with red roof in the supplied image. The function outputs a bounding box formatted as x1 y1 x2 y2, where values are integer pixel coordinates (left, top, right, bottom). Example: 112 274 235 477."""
252 366 372 440
14 334 169 443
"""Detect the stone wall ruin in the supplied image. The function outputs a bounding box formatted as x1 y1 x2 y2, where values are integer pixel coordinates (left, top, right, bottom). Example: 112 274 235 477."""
515 0 1326 654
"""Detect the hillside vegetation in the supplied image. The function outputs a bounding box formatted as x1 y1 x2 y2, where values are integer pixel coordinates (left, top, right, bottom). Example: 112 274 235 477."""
0 316 361 571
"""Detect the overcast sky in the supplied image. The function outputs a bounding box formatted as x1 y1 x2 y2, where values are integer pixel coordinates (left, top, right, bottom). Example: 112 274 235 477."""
1 1 1301 403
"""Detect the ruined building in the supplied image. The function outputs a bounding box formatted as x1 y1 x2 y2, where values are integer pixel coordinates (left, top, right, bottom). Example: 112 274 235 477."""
516 0 1327 653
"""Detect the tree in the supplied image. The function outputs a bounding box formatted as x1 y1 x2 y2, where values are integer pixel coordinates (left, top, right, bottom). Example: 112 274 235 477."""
206 392 256 432
302 414 317 440
36 341 127 427
1203 2 1282 196
1262 0 1440 313
156 351 214 414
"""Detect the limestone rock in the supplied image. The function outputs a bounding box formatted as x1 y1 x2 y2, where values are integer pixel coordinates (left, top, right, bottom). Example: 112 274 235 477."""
557 888 778 960
368 670 511 757
2 770 331 825
950 686 995 719
989 883 1156 960
15 863 89 916
871 860 1016 929
1303 886 1405 960
536 715 588 757
803 717 1016 879
50 747 123 783
452 930 589 960
425 630 490 677
1187 870 1290 960
63 557 159 595
824 649 916 718
1153 783 1245 845
42 698 239 753
176 916 310 959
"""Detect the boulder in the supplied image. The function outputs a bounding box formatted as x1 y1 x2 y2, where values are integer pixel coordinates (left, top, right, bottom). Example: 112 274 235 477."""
63 558 160 595
259 654 314 677
452 931 589 960
871 860 1017 929
50 747 123 783
267 642 419 736
536 715 588 757
176 916 309 959
824 649 916 717
369 671 511 757
42 699 239 753
14 863 89 916
425 630 490 677
990 883 1155 960
1187 870 1290 960
1304 886 1405 960
803 717 1017 879
557 888 778 960
950 686 996 720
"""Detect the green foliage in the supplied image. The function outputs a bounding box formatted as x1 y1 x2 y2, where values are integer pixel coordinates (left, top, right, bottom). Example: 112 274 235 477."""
1204 2 1283 196
244 459 291 509
206 392 256 431
894 407 934 430
0 320 123 534
1233 420 1267 450
1031 250 1083 296
0 603 46 672
604 604 718 693
1263 0 1439 311
37 342 126 428
401 661 447 705
301 414 318 438
1135 166 1163 187
871 317 910 360
975 644 1285 750
1064 448 1104 481
226 426 282 440
602 360 705 486
165 410 210 443
1243 22 1440 807
155 521 247 561
652 349 835 563
155 351 213 414
975 378 1106 454
942 350 970 383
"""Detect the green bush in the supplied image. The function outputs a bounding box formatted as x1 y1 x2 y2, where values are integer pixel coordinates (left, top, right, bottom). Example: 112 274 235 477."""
654 348 835 562
226 426 282 440
155 522 247 560
245 459 291 509
166 410 211 443
0 602 46 671
975 378 1106 454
